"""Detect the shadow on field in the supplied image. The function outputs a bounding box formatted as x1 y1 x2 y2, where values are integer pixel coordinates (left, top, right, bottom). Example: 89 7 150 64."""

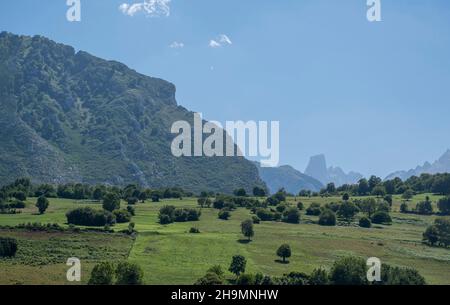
274 259 290 264
237 239 252 244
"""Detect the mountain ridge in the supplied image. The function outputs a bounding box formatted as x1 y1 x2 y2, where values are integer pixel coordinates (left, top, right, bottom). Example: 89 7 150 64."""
0 31 266 194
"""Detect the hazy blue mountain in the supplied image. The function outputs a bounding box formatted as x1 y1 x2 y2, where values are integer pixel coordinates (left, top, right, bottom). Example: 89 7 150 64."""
0 32 266 194
255 163 323 194
385 149 450 181
304 154 363 186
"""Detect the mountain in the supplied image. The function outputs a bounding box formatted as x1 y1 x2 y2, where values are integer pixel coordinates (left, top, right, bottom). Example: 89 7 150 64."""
385 150 450 181
0 32 266 194
255 163 323 194
304 154 363 186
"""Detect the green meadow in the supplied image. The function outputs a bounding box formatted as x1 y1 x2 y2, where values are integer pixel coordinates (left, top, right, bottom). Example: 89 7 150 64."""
0 195 449 285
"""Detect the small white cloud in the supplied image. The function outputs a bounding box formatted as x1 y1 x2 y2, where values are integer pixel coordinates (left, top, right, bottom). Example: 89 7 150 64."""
208 34 233 48
119 0 171 17
169 41 184 49
209 40 221 48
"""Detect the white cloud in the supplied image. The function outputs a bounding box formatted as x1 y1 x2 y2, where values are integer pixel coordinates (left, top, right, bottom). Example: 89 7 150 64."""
119 0 171 17
169 41 184 49
209 34 233 48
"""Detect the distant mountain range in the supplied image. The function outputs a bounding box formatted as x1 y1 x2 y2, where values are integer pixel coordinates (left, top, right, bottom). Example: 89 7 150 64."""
304 154 363 187
0 32 266 194
255 163 323 194
385 150 450 181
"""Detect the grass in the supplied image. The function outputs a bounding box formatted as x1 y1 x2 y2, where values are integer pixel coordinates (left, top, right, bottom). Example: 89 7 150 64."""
0 195 449 285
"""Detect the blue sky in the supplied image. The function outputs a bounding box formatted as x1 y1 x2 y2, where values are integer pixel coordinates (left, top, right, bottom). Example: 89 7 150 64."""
1 0 450 178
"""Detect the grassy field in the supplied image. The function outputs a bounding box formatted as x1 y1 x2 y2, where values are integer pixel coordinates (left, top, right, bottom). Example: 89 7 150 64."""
0 194 449 285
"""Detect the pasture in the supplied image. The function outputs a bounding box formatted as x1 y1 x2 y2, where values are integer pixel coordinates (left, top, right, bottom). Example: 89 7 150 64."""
0 194 449 285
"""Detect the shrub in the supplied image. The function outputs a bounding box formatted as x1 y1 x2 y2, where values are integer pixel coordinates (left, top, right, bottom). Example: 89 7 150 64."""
195 272 223 285
282 207 300 224
437 197 450 215
159 214 172 225
371 211 392 224
297 202 304 210
416 199 433 215
309 268 330 285
159 206 201 224
380 264 426 285
218 209 231 220
127 205 135 216
236 274 256 285
337 201 359 222
66 207 116 226
359 217 372 228
115 262 144 285
318 209 336 226
8 200 26 209
113 210 132 223
0 237 18 257
126 197 138 205
88 262 115 285
241 219 254 241
306 203 321 216
252 216 260 224
256 208 276 221
423 218 450 247
400 202 409 213
330 256 368 285
36 196 49 214
13 191 27 201
102 193 120 212
189 227 200 234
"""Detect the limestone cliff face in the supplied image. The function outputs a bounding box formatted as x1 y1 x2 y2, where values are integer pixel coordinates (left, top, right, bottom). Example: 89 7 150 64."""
0 32 265 193
305 154 363 186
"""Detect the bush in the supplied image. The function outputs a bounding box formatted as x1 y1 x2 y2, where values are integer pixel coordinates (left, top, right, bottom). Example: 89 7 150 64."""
13 191 27 201
113 210 132 223
371 211 392 224
115 262 144 285
218 209 231 220
380 264 426 285
256 208 276 221
306 203 322 216
282 207 300 224
337 201 359 222
195 272 223 285
252 216 260 224
126 197 138 205
159 214 172 225
318 209 336 226
66 207 116 226
127 205 135 216
36 196 49 214
189 227 200 234
416 200 433 215
359 217 372 228
297 202 304 210
0 237 18 257
400 202 409 213
236 274 255 285
9 200 26 209
159 206 201 224
330 256 368 285
423 218 450 248
88 262 115 285
437 197 450 215
102 193 120 212
309 268 330 285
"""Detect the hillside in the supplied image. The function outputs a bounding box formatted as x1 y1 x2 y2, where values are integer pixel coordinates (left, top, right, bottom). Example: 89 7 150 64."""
256 163 323 194
0 32 265 193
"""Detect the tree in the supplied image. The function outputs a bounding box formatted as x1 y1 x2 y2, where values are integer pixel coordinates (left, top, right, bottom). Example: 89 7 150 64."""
359 198 377 217
282 207 300 224
0 237 18 257
383 180 396 195
241 219 254 241
318 209 336 226
359 217 372 228
368 175 382 191
372 186 386 198
13 191 26 201
400 202 409 213
326 183 336 194
337 201 359 223
36 196 49 214
126 197 138 205
415 197 433 215
423 225 439 246
138 192 147 203
88 262 115 285
102 193 120 212
371 211 392 224
437 197 450 215
402 189 414 201
151 193 160 202
309 268 330 285
253 186 266 197
115 262 144 285
218 209 230 220
358 179 370 196
276 244 292 263
330 256 368 285
342 193 350 202
434 217 450 247
234 188 247 197
195 272 223 285
229 255 246 277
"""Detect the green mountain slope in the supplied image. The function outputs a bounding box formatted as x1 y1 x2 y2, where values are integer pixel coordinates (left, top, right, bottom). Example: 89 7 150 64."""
0 32 265 194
